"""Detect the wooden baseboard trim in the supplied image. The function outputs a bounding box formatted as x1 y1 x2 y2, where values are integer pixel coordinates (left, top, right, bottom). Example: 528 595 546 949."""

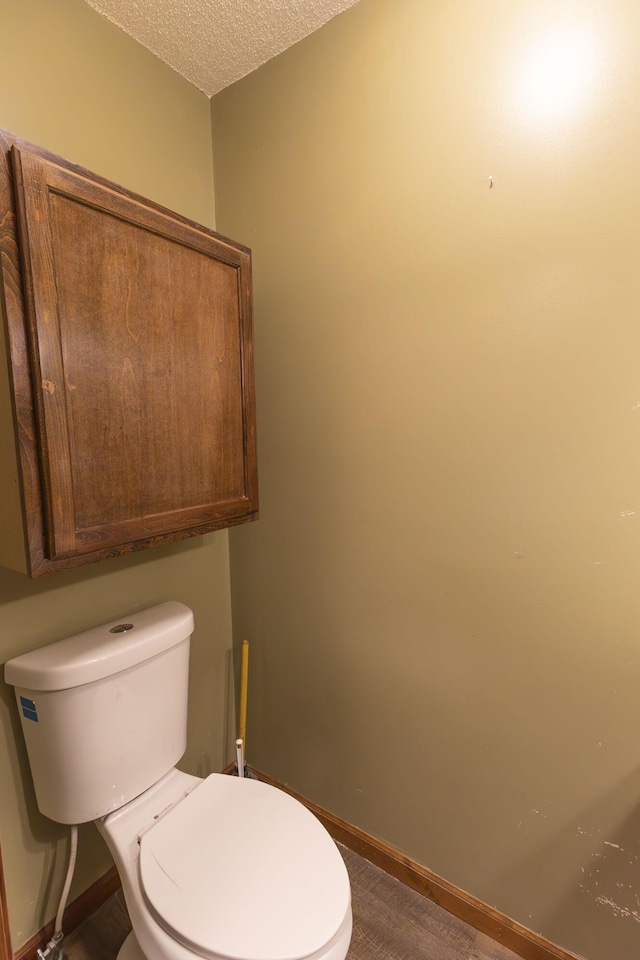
250 767 585 960
10 769 586 960
14 867 121 960
0 842 12 960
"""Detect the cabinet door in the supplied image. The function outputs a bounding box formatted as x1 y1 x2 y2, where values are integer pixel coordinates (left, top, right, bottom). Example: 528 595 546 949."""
8 141 257 569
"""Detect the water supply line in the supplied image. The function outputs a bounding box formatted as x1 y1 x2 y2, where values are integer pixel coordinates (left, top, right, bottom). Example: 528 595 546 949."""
236 738 245 778
37 825 78 960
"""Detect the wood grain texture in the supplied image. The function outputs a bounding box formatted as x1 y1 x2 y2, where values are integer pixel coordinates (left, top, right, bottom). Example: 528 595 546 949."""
0 841 11 960
471 933 537 960
343 846 477 960
0 127 258 577
250 768 586 960
0 129 39 576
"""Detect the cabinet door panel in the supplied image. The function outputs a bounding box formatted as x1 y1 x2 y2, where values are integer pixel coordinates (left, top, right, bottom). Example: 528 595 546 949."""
10 143 256 562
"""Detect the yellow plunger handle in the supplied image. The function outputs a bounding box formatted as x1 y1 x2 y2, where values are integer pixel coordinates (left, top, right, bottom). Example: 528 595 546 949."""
238 639 249 749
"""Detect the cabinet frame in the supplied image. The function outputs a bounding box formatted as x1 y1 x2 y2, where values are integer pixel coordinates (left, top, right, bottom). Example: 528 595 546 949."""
0 129 258 577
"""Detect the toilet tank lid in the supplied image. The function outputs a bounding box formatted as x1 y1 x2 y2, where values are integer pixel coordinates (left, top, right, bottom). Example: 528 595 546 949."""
4 602 194 692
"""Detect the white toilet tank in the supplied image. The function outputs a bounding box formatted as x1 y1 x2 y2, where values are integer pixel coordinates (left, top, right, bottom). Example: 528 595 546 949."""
4 602 194 825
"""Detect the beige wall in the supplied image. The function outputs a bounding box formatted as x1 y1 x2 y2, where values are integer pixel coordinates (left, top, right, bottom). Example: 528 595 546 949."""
0 0 233 949
212 1 640 958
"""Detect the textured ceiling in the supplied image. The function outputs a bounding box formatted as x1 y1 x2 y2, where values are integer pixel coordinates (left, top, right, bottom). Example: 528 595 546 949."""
83 0 361 96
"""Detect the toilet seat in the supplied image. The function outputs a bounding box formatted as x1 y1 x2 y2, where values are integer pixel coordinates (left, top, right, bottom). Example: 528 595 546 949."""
138 775 351 960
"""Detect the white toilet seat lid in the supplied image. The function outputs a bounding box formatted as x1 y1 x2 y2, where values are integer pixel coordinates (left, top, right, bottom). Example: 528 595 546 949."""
139 775 351 960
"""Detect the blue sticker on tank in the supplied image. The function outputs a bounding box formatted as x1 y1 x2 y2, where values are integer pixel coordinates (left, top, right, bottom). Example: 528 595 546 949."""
20 696 38 722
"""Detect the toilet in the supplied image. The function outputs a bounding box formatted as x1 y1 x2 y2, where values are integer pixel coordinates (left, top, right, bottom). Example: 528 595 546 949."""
5 602 352 960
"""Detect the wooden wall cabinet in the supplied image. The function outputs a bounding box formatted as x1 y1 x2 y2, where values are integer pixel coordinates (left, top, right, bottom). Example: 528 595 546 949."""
0 130 258 577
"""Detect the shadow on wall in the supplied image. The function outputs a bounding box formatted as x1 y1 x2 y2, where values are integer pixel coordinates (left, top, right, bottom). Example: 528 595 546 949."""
495 767 640 960
0 536 203 609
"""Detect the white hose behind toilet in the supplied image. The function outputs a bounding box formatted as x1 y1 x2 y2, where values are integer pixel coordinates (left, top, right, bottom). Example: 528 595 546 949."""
5 602 352 960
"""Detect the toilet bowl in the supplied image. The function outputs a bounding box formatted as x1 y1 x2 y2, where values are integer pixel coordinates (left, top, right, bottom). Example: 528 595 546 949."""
4 602 353 960
99 769 352 960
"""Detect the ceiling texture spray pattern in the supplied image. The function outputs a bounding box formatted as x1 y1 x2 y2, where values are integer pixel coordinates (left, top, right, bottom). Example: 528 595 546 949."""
83 0 361 96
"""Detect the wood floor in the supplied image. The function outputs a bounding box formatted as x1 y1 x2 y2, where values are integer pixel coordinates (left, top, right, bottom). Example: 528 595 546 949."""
62 845 522 960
